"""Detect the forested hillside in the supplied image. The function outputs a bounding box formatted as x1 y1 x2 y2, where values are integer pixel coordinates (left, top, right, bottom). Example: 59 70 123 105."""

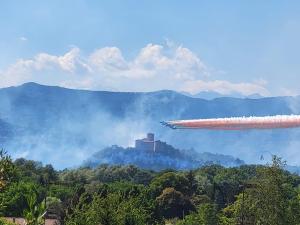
1 151 300 225
84 145 244 170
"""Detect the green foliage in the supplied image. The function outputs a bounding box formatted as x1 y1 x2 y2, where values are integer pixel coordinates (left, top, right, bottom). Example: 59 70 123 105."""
1 153 300 225
23 190 46 225
66 192 151 225
0 218 17 225
59 164 154 186
253 156 298 225
156 187 195 219
46 196 65 220
176 203 218 225
198 203 218 225
48 184 74 202
220 156 300 225
93 164 154 185
14 158 58 185
221 191 256 225
0 182 45 217
0 150 16 191
184 170 198 196
150 172 190 196
176 214 199 225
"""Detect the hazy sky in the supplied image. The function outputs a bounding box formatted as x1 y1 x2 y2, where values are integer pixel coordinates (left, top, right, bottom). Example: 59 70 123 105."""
1 0 300 96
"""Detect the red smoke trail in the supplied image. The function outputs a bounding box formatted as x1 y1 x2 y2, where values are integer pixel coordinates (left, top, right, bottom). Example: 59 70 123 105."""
162 115 300 130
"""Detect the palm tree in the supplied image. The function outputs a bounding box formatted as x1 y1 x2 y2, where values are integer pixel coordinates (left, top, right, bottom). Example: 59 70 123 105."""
23 191 46 225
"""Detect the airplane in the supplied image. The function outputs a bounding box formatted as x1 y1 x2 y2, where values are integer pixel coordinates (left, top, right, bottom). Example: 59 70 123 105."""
160 121 177 129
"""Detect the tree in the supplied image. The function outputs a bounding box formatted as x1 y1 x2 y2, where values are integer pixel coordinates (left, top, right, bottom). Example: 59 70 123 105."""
0 150 16 191
220 156 300 225
198 203 218 225
150 172 190 197
0 182 45 217
176 203 218 225
65 191 151 225
40 164 58 186
185 170 198 197
156 187 195 219
14 158 59 186
23 190 46 225
287 191 300 225
254 156 292 225
221 191 256 225
46 196 65 221
176 213 199 225
48 184 74 202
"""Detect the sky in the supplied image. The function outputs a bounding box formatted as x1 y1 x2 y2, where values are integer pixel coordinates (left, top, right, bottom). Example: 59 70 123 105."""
1 0 300 96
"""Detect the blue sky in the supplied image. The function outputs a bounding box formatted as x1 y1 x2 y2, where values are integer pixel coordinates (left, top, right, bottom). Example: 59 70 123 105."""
1 0 300 96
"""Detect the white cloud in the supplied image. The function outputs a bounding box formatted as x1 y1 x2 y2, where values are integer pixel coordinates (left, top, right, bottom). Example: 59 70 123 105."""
31 47 89 72
89 47 128 71
19 37 27 41
181 80 269 96
280 88 299 96
0 43 269 96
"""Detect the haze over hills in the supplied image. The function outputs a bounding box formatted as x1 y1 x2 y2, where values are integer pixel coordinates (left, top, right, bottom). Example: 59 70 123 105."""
182 91 263 100
1 82 300 168
84 133 245 170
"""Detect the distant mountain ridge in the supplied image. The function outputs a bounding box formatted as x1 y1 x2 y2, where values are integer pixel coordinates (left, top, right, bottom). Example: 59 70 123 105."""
0 82 300 168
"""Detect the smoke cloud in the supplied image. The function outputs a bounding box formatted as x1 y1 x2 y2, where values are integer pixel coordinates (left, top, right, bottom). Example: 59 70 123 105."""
1 84 300 169
165 115 300 130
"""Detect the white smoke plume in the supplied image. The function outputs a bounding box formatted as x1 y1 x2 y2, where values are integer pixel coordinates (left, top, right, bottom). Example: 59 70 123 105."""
165 115 300 130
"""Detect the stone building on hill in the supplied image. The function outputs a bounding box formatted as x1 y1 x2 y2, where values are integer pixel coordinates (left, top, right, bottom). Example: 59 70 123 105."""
135 133 155 152
134 133 171 154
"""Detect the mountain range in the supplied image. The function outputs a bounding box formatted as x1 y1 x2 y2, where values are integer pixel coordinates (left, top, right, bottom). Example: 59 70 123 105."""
0 82 300 169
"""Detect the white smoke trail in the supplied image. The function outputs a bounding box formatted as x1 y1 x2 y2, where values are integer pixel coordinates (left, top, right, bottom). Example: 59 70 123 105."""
163 115 300 130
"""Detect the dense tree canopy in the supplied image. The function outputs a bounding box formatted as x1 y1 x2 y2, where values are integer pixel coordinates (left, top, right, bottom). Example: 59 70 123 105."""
1 154 300 225
0 150 16 191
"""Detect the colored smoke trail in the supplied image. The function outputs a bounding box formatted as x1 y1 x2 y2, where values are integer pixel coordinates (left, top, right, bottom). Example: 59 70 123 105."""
162 115 300 130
